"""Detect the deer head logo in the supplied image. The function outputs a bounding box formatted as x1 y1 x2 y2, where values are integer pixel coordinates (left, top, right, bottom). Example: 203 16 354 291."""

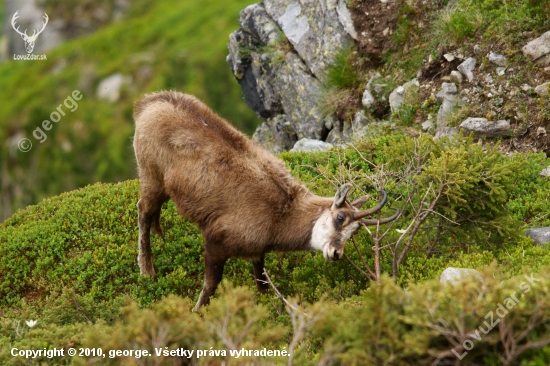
11 11 49 54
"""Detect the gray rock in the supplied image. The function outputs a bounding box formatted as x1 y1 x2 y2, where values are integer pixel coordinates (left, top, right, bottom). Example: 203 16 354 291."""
435 83 458 133
336 0 357 40
290 138 333 153
496 67 507 76
252 115 298 154
422 120 434 131
264 0 353 79
227 4 279 80
459 117 512 137
327 111 368 144
435 127 459 139
450 70 463 84
526 227 550 246
239 3 281 45
443 53 456 62
326 126 344 144
439 82 458 95
362 72 381 108
457 57 476 82
228 2 337 150
389 78 419 112
273 52 328 139
276 3 309 45
440 267 483 285
522 31 550 66
488 52 508 67
362 89 375 108
389 85 405 111
539 166 550 177
534 82 550 96
349 110 369 140
227 6 285 120
96 73 132 102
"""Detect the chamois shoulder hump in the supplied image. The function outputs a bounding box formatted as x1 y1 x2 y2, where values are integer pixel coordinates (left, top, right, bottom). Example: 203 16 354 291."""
133 91 204 120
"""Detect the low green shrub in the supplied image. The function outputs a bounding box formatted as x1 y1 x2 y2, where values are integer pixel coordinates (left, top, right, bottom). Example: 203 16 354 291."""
2 136 550 365
4 270 550 365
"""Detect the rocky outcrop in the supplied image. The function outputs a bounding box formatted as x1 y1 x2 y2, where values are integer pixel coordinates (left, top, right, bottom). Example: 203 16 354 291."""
263 0 354 80
227 1 356 153
252 115 297 154
326 111 369 144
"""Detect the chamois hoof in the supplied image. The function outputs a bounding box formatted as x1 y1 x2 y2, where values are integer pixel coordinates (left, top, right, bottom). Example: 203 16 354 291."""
138 259 156 277
139 268 156 277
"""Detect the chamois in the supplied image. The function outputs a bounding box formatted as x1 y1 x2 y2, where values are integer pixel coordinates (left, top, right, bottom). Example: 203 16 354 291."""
133 91 398 309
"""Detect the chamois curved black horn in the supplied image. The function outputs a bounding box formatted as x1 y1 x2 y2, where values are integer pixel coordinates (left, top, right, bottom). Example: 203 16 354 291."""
361 208 400 225
352 190 387 220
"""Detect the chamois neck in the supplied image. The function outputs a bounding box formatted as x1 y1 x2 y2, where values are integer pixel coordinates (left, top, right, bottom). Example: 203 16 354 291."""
275 188 333 251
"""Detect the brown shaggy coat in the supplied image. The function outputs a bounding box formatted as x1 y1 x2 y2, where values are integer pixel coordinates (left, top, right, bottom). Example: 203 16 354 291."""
133 91 396 309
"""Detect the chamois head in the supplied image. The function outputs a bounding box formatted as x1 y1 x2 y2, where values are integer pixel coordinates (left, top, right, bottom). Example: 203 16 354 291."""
311 184 399 261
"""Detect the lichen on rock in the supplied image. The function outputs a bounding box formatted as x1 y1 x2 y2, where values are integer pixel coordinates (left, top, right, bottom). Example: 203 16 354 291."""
227 0 357 153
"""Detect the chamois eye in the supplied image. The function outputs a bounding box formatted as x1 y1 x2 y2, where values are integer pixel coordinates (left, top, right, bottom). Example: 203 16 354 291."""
336 213 344 222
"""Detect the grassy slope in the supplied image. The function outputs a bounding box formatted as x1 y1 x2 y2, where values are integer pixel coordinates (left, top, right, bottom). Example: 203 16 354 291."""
0 0 258 218
1 139 550 363
1 139 550 314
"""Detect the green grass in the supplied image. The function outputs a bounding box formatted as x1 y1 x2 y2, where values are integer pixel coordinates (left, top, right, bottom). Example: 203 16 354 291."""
1 138 550 363
2 136 550 313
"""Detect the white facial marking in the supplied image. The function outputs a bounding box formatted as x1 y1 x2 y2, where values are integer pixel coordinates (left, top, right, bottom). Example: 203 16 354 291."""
310 210 333 251
340 220 361 243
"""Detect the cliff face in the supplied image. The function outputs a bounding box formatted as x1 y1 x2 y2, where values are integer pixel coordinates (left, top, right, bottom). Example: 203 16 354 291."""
227 0 360 153
228 0 550 156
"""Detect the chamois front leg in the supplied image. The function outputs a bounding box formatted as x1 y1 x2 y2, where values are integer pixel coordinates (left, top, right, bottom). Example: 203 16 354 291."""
137 196 165 277
252 254 269 293
195 251 227 310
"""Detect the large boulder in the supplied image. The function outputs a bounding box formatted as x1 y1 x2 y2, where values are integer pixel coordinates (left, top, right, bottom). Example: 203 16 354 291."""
459 117 512 137
522 31 550 66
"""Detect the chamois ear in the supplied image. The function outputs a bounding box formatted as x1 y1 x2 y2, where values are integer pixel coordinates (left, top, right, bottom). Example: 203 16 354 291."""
333 184 351 208
351 195 369 209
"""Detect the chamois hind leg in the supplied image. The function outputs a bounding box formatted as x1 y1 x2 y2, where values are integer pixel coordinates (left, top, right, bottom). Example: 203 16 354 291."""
252 254 269 293
195 251 227 310
137 190 168 277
